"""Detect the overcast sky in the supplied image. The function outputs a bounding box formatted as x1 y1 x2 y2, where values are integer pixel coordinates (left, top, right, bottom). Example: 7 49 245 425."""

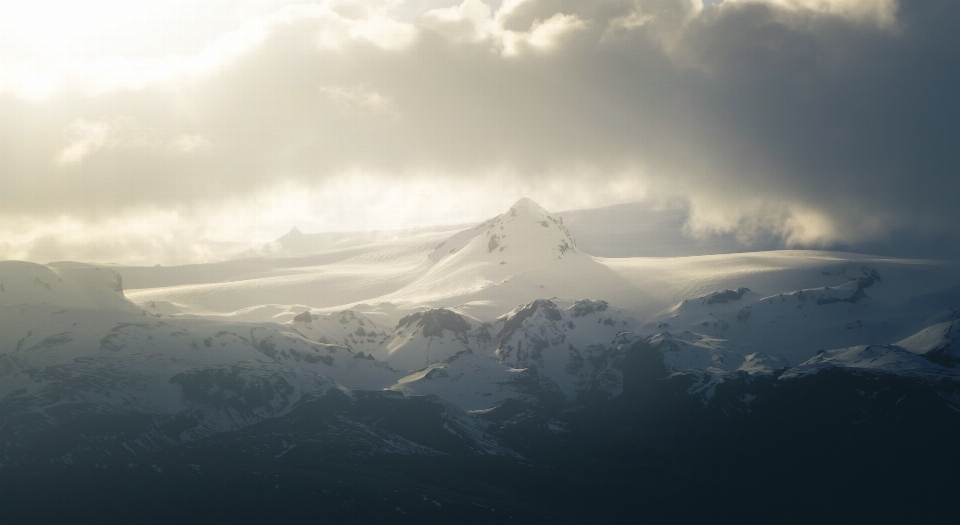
1 0 957 264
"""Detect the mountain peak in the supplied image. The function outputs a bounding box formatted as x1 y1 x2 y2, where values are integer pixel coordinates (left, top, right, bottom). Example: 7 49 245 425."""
508 197 549 217
426 197 578 267
276 227 306 245
485 198 576 258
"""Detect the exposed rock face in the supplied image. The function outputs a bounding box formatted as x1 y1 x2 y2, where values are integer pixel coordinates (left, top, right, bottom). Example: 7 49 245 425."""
815 266 881 305
373 309 482 371
496 299 563 343
396 309 471 337
290 310 389 354
570 299 608 318
705 288 750 305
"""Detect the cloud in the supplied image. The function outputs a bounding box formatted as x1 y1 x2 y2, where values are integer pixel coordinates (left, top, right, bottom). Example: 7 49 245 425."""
417 0 586 53
721 0 899 27
511 12 585 53
682 198 844 248
319 85 398 115
56 117 158 165
56 120 123 166
419 0 495 42
169 134 212 154
0 2 421 99
1 0 959 263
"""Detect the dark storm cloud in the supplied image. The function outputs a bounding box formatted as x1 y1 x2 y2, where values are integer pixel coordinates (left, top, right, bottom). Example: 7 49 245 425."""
1 0 959 260
677 0 960 246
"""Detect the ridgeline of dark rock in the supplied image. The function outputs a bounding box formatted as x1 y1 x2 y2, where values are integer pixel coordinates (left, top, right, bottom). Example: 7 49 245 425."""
816 266 882 305
570 299 609 318
496 299 562 343
705 288 750 305
396 309 471 338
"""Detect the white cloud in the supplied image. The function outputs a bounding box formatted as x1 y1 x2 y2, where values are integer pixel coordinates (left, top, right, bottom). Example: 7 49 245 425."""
523 13 585 50
682 197 851 248
608 9 655 31
56 120 117 166
169 134 212 154
343 11 419 49
319 85 398 115
56 117 156 165
0 168 651 265
57 119 211 164
722 0 898 27
0 2 420 99
419 0 495 42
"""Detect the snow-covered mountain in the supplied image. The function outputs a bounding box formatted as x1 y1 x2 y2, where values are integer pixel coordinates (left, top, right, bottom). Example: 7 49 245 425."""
363 197 643 317
386 299 636 412
1 260 136 312
370 308 488 371
4 199 960 485
114 198 641 322
0 261 517 465
897 319 960 366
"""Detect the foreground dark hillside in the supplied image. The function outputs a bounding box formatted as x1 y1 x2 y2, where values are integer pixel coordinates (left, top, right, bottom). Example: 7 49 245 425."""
4 340 960 524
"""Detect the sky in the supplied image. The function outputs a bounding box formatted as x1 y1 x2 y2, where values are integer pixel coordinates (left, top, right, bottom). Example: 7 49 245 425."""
0 0 958 264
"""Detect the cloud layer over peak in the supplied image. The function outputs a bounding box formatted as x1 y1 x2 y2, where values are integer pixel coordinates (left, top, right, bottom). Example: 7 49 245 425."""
1 0 958 263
